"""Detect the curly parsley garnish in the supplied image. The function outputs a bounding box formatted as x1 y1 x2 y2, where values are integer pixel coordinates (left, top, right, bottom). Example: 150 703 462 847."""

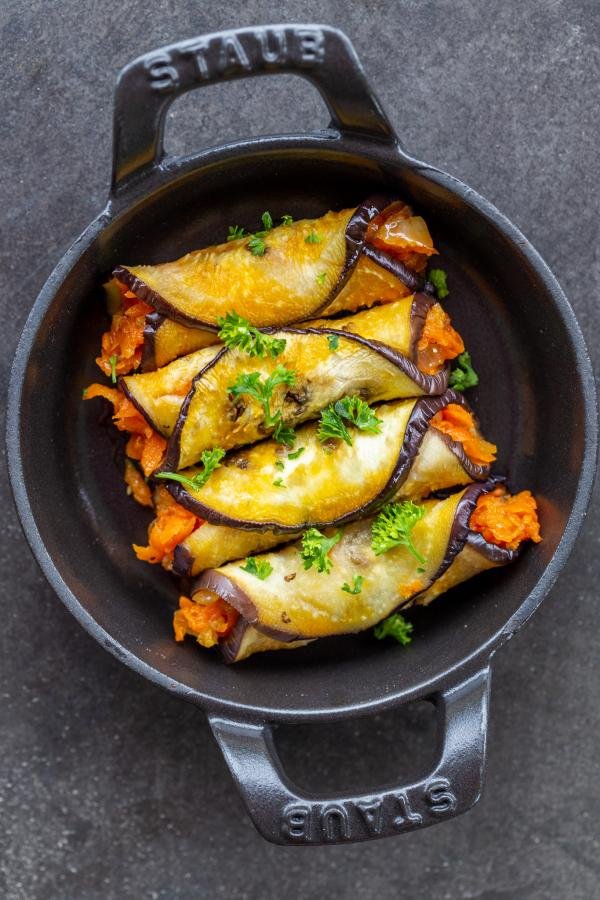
261 211 273 230
374 613 413 645
317 396 382 446
281 214 293 226
287 446 305 460
305 232 322 244
109 355 118 384
228 366 296 446
341 575 363 595
273 477 286 488
300 528 342 574
227 225 247 242
428 268 449 299
217 311 286 359
371 501 426 564
449 351 479 391
327 334 339 351
241 557 273 580
155 448 226 492
316 272 327 285
247 234 267 256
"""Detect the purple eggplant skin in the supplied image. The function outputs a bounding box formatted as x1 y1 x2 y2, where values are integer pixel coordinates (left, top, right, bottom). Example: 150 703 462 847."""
112 196 433 329
164 388 488 533
163 291 449 473
192 479 522 655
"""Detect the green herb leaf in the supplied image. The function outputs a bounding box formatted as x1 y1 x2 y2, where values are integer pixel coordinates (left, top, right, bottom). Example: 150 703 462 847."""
327 334 340 351
273 477 286 488
305 232 322 244
241 557 273 580
81 387 88 399
227 225 247 242
281 214 294 226
317 405 352 445
287 446 305 460
228 366 296 437
156 448 225 493
317 395 382 446
374 613 413 645
261 211 273 231
341 575 363 595
300 528 342 574
316 272 327 285
371 501 426 564
274 460 285 470
428 268 449 299
217 311 286 359
449 351 479 391
247 235 267 256
109 355 118 384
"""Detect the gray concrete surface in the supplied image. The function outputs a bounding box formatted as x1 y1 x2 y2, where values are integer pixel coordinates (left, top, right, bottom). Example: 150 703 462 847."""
2 1 599 898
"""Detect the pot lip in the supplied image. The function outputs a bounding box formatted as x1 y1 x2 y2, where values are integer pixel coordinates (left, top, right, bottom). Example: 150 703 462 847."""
6 134 598 723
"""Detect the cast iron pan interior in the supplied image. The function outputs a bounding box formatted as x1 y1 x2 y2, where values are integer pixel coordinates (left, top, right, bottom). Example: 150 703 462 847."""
18 148 588 716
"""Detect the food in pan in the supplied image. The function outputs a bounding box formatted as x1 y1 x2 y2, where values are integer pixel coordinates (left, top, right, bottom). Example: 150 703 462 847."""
84 196 541 663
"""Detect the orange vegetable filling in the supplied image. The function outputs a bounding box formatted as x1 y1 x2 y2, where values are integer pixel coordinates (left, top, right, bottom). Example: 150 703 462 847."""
96 283 153 378
173 591 239 648
133 486 200 567
430 403 497 466
84 384 167 476
417 303 465 374
123 459 153 508
470 487 542 550
365 200 436 272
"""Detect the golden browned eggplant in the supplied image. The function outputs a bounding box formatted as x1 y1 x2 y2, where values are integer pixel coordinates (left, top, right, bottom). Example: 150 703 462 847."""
163 391 495 533
113 198 435 329
185 482 540 662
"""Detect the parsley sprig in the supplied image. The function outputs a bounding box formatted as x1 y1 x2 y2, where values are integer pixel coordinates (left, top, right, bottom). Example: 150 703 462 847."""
374 613 413 645
156 448 225 492
217 311 286 359
227 225 246 242
428 268 449 299
228 366 296 446
246 210 274 256
371 501 426 564
305 231 322 244
317 396 382 446
241 557 273 580
327 334 339 352
300 528 342 574
341 575 363 595
449 351 479 391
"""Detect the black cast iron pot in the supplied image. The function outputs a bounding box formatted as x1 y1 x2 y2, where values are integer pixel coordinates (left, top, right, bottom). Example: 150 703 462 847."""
7 25 598 845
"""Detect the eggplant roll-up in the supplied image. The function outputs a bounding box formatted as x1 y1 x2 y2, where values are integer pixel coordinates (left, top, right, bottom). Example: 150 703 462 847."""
158 391 496 533
136 294 462 469
175 482 541 661
96 279 219 378
113 198 437 329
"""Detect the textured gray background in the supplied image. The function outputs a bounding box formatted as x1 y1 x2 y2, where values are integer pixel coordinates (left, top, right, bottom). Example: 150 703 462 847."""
2 1 599 898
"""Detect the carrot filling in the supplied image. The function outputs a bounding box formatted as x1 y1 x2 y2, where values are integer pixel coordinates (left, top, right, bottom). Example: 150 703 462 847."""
470 487 541 550
173 591 239 648
84 384 167 476
133 486 200 567
123 459 153 508
365 201 437 272
96 283 153 378
416 302 465 374
430 403 497 466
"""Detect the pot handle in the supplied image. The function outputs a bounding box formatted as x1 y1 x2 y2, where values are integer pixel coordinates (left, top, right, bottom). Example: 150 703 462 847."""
208 666 491 845
111 24 396 193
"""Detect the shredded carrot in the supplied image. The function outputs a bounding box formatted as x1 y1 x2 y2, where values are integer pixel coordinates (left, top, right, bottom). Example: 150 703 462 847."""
399 579 424 599
84 384 167 475
123 458 153 507
416 303 465 374
430 403 497 466
133 486 200 567
365 200 436 272
96 283 153 378
470 488 541 550
173 592 239 648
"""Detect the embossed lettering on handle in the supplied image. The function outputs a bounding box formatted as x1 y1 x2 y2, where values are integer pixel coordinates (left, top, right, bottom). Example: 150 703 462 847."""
111 24 395 192
209 668 490 845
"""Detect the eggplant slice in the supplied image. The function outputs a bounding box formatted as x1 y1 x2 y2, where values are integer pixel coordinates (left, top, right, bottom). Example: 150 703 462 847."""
165 390 491 533
172 525 299 578
159 294 451 469
113 197 430 329
194 482 519 661
142 313 219 371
